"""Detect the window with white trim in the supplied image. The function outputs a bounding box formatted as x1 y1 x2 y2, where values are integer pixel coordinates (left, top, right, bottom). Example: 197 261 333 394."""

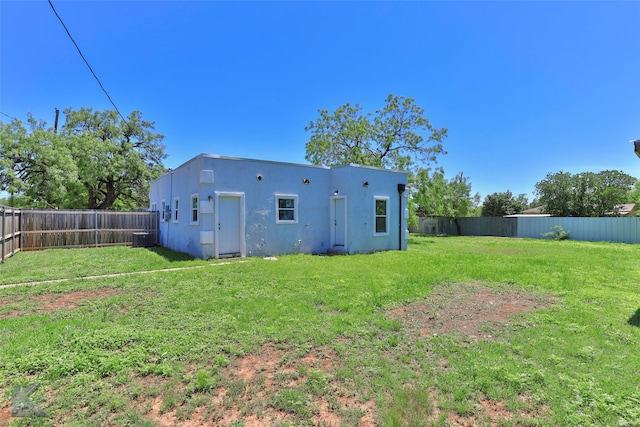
151 202 157 212
374 196 389 235
191 194 199 224
161 200 167 221
173 197 179 222
276 194 298 224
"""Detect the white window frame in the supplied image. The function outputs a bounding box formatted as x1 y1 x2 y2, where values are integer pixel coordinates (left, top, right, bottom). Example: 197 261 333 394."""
151 202 157 212
161 200 167 221
374 196 390 236
275 194 298 224
173 197 180 223
190 194 199 225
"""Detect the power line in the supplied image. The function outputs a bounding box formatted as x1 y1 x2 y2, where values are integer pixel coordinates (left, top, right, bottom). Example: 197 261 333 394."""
0 112 17 120
47 0 127 123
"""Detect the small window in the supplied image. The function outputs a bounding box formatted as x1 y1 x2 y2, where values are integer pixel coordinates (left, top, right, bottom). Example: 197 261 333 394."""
151 202 157 212
374 197 389 235
276 194 298 224
161 200 166 221
191 194 199 224
173 198 179 222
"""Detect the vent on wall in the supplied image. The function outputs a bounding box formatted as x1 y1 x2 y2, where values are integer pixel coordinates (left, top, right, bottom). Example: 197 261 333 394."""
200 170 214 184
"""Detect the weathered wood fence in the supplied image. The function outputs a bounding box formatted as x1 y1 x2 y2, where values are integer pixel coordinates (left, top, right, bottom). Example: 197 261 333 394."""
416 216 640 244
1 206 159 263
1 206 21 263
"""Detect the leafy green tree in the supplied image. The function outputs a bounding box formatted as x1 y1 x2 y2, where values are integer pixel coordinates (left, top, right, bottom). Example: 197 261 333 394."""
628 181 640 214
535 170 637 217
533 171 574 217
305 94 447 172
412 168 480 218
1 115 80 208
481 191 528 217
0 108 167 209
593 170 638 216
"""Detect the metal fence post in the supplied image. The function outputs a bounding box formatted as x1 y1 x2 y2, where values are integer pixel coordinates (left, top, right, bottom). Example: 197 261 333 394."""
19 208 23 252
95 210 99 248
11 207 15 258
1 207 5 263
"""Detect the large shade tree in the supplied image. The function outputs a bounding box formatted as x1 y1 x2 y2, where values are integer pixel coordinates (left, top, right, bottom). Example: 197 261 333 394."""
0 107 167 209
481 191 529 217
534 170 637 217
412 168 480 218
305 94 451 223
305 94 447 172
628 181 640 212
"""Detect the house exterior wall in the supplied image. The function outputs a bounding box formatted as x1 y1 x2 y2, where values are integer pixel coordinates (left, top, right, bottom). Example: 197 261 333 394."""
149 154 408 258
329 165 408 253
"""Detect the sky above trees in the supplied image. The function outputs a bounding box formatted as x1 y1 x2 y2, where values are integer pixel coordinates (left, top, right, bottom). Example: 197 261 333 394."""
1 1 639 200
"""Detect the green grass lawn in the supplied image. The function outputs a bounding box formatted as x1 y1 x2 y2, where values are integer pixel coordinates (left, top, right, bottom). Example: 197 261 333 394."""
1 236 639 426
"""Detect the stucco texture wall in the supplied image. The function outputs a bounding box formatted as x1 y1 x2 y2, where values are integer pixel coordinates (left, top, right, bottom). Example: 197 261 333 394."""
150 154 407 258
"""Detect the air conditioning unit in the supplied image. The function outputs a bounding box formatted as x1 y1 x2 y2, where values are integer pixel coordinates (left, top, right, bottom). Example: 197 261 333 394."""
132 232 155 248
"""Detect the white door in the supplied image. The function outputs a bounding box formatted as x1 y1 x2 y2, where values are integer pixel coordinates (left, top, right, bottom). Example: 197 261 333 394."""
218 195 242 256
331 197 347 248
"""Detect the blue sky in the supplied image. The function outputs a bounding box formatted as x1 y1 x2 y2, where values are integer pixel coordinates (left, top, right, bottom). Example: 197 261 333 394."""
2 1 639 201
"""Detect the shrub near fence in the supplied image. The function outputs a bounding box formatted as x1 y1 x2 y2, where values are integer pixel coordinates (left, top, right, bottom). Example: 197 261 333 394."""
0 207 159 262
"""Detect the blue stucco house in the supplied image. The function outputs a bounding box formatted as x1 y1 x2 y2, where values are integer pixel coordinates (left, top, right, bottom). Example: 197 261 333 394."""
149 154 409 259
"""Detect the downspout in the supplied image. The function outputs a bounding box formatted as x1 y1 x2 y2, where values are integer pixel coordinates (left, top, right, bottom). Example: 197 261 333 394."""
397 183 406 250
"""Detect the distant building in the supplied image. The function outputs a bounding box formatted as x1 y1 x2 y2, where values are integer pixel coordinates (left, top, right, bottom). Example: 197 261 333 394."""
521 204 637 217
520 206 548 215
606 204 637 217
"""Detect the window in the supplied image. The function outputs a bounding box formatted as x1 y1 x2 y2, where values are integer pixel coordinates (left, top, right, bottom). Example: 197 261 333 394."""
374 196 389 235
276 194 298 224
161 200 166 221
151 202 157 212
173 198 179 222
191 194 199 224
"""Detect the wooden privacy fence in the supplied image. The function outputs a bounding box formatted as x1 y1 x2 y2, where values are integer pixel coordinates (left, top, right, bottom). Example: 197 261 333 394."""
1 206 21 263
1 207 159 262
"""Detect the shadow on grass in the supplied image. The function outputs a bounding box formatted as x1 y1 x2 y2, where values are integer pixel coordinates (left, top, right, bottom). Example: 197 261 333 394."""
628 308 640 327
409 234 453 246
134 246 196 262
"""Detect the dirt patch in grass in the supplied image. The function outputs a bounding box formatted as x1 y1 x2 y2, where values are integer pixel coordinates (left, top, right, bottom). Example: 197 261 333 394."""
389 282 555 426
121 283 555 426
134 342 375 427
3 282 556 426
0 401 12 427
388 281 558 342
0 288 121 319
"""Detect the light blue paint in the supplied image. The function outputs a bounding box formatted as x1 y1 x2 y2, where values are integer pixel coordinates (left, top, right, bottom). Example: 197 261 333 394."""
149 154 408 258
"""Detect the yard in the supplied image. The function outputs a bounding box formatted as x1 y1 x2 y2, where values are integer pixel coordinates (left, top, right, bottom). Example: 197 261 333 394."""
1 236 639 426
